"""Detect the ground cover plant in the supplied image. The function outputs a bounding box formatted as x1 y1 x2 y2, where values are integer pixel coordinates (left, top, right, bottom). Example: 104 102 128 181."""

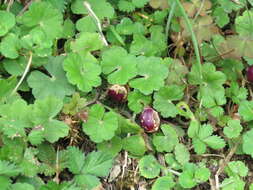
2 0 253 189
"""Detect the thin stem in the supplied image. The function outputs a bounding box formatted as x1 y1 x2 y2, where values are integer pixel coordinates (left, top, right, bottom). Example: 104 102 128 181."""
11 52 33 95
168 168 181 176
174 0 203 79
83 1 108 46
165 1 176 41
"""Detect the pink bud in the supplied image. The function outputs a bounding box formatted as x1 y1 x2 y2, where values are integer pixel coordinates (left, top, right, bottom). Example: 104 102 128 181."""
140 107 160 133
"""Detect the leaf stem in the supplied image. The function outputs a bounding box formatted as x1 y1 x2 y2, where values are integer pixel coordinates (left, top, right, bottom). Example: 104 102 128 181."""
165 1 176 42
173 0 203 79
168 168 181 176
83 1 108 46
11 52 33 95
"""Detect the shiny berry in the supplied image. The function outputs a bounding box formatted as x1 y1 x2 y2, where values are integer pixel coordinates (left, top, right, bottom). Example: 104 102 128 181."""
140 107 160 133
107 84 128 102
247 65 253 82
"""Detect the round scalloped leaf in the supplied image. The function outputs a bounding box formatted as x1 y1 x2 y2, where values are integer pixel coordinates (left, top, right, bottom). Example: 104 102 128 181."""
3 57 26 76
127 90 151 113
243 128 253 157
139 155 161 179
18 1 63 40
101 46 138 84
235 10 253 37
153 124 179 152
132 0 149 8
122 134 147 156
0 33 20 59
83 104 118 143
223 120 242 139
32 96 69 143
27 56 75 99
97 136 123 156
154 85 184 118
0 11 15 37
152 175 175 190
70 32 103 53
76 17 97 32
63 53 101 92
71 0 114 19
118 0 135 12
129 56 168 95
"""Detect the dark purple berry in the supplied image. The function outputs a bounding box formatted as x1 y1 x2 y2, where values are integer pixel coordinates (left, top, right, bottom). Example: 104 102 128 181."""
140 107 160 133
247 65 253 82
107 84 128 102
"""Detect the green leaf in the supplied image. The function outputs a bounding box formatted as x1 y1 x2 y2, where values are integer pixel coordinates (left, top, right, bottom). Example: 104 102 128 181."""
66 146 85 174
243 128 253 157
194 167 211 182
226 82 248 104
203 135 226 149
82 151 113 177
61 18 75 38
166 58 188 85
239 101 253 121
0 99 31 138
116 17 145 35
45 0 68 12
139 155 161 179
123 134 147 156
11 183 35 190
63 53 101 92
192 138 206 154
174 143 190 166
179 170 197 188
221 176 245 190
218 59 243 81
83 104 118 143
97 136 123 157
18 1 63 39
0 176 11 190
127 89 151 114
213 7 229 28
76 17 97 33
0 160 21 177
63 93 86 115
118 0 136 12
0 33 20 59
235 10 253 37
101 46 138 84
153 124 179 152
223 120 242 139
225 161 248 177
27 56 74 99
0 77 17 102
71 0 114 19
20 148 39 177
129 56 168 95
154 85 184 118
187 120 200 138
165 153 182 170
130 26 167 56
152 175 175 190
3 57 27 76
74 174 100 190
0 11 15 37
70 32 104 54
31 96 69 143
217 0 243 13
188 63 226 108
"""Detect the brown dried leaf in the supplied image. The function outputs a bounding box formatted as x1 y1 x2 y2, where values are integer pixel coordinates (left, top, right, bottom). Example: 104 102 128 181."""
149 0 169 9
183 0 212 18
216 35 253 59
181 15 219 43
